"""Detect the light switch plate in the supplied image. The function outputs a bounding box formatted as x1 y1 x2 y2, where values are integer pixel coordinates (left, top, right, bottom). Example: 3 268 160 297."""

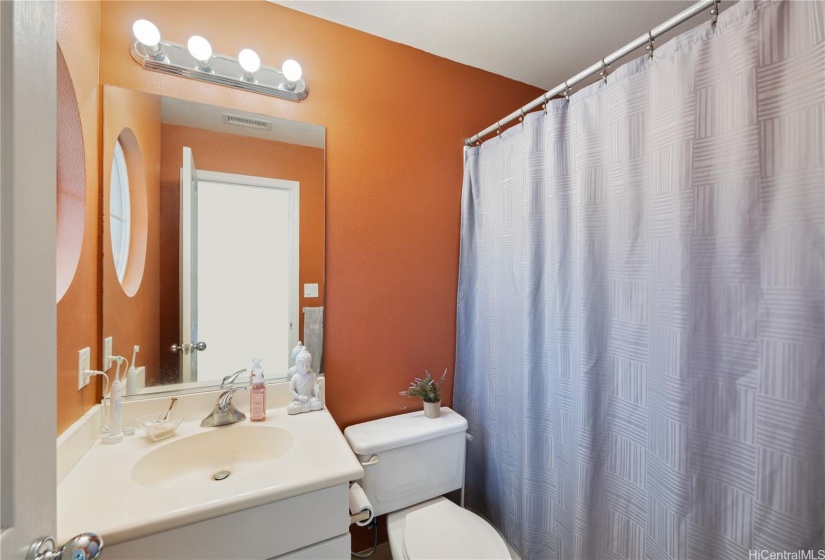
303 283 319 298
78 347 91 390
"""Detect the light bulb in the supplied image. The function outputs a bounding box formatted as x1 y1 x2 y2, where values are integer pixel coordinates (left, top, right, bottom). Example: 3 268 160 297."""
282 59 302 83
187 36 213 64
238 49 261 74
132 20 160 49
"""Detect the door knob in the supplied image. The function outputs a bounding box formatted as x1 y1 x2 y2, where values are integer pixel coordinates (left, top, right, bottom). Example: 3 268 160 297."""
27 533 102 560
170 343 188 354
193 341 207 351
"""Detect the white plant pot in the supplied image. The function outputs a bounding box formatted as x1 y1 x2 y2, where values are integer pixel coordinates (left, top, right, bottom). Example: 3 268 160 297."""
423 401 441 419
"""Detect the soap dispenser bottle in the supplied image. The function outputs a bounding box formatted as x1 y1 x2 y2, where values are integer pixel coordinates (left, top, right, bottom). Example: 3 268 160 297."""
250 358 266 422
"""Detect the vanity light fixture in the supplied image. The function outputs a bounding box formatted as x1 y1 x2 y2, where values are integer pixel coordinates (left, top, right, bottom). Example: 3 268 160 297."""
130 20 308 102
281 59 302 90
238 49 261 81
132 19 163 59
187 35 213 72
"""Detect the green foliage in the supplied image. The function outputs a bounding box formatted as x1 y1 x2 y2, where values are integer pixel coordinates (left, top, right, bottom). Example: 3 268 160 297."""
400 369 448 404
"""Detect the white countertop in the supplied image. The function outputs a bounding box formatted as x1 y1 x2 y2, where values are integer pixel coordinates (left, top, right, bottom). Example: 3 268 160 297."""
58 398 363 546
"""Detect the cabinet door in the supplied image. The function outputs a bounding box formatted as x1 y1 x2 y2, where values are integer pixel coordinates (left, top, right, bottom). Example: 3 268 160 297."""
104 484 349 559
269 534 350 560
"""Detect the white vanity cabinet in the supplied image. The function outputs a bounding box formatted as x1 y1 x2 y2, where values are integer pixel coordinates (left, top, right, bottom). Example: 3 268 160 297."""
57 388 364 560
105 484 351 560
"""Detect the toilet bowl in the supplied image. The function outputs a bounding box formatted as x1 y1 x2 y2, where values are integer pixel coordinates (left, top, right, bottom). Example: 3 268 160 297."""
387 497 511 560
344 407 511 560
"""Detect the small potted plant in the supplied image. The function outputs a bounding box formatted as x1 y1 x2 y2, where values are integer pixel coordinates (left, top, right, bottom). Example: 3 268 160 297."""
400 369 447 418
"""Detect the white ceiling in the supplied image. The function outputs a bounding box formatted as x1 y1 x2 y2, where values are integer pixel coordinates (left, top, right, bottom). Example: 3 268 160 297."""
272 1 726 91
161 96 325 148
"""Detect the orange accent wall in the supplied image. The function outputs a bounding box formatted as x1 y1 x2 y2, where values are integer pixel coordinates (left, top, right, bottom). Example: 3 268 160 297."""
98 1 542 429
101 87 162 391
57 1 543 550
56 0 101 434
158 124 325 382
57 1 541 433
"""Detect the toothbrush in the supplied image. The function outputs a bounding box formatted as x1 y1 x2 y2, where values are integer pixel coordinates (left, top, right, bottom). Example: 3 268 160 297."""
130 345 139 369
126 345 140 396
101 357 124 444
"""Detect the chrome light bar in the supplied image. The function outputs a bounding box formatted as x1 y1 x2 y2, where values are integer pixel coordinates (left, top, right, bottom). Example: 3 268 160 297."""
130 40 308 102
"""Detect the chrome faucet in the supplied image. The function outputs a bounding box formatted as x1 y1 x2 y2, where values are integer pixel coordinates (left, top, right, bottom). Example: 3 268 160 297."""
201 369 248 427
220 368 248 389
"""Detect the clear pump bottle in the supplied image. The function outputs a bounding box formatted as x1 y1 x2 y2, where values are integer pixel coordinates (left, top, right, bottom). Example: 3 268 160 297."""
250 358 266 422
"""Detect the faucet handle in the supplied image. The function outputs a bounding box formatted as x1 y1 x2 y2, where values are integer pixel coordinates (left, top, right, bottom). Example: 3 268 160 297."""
220 368 248 388
217 387 247 409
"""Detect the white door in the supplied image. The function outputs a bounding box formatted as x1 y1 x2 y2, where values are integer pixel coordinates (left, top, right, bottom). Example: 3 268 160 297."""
180 151 299 383
1 2 99 559
179 147 196 381
0 0 56 557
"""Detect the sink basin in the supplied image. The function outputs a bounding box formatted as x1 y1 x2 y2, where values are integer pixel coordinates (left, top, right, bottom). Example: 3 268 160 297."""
131 426 293 489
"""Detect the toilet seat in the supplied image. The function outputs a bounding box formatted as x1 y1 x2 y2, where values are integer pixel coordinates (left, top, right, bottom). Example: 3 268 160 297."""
387 497 511 560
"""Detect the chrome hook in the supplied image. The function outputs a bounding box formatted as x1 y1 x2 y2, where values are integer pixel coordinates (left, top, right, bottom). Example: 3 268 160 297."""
711 0 720 25
600 59 610 83
542 93 550 114
518 107 526 122
496 121 503 138
646 31 655 58
563 81 572 100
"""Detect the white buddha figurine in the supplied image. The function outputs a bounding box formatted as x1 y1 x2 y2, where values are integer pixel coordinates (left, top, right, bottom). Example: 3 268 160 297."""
287 349 323 415
286 342 304 380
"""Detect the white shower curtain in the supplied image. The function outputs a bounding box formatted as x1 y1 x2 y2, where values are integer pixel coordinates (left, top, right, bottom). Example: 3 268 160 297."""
455 1 824 559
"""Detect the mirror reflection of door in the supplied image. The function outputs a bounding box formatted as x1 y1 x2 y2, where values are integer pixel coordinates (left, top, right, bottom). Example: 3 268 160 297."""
179 146 298 383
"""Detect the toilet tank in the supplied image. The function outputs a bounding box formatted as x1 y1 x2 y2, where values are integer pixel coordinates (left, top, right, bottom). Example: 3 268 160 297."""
344 407 468 517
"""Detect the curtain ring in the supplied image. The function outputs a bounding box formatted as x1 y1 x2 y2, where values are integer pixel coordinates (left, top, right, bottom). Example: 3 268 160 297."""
711 0 720 25
496 121 503 138
518 108 526 123
646 31 655 58
600 59 610 83
563 81 572 100
542 93 550 114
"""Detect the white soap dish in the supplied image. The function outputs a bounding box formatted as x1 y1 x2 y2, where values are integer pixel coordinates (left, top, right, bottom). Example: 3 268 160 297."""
135 412 184 441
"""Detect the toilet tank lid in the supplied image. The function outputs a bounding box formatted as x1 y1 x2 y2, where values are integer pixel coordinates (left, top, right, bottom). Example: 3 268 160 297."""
344 407 468 455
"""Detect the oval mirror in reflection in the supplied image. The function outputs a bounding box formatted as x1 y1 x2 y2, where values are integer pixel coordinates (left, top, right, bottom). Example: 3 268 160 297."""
110 139 131 283
107 127 148 297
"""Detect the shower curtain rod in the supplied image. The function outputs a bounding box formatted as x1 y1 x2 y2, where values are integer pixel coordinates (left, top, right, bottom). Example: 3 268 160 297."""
465 0 719 146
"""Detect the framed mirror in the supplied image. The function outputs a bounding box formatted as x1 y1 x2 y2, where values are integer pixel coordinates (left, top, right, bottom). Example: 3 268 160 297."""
102 86 325 397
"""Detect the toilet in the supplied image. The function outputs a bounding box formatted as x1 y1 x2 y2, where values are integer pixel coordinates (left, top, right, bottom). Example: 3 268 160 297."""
344 408 511 560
